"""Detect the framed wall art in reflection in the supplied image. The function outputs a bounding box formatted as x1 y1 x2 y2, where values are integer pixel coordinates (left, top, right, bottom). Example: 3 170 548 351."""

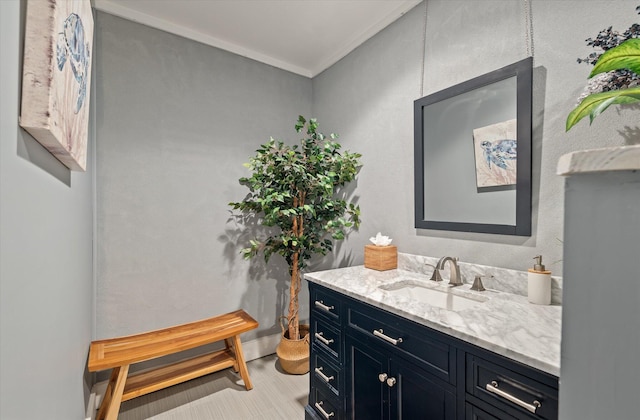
473 118 517 191
19 0 93 171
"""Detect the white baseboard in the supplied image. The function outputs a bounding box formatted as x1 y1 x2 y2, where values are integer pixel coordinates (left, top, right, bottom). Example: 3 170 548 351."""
85 332 280 420
85 390 98 420
241 331 281 362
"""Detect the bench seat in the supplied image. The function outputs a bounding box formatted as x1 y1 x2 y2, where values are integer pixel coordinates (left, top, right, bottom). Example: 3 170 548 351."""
88 309 258 420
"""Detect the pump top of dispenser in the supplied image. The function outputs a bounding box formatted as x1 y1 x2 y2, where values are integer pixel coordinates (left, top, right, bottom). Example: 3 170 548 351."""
533 255 546 271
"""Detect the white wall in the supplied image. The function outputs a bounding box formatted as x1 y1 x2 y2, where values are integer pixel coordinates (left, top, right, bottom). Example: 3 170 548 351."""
311 0 639 275
0 1 95 418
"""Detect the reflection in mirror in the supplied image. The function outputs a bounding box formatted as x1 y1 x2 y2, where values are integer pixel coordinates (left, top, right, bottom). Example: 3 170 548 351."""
414 58 532 236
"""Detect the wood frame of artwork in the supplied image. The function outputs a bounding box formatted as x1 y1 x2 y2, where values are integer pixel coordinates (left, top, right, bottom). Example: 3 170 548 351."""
19 0 94 171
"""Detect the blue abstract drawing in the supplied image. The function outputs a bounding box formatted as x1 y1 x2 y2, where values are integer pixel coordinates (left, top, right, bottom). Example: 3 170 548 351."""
57 13 90 113
473 119 517 188
481 139 517 170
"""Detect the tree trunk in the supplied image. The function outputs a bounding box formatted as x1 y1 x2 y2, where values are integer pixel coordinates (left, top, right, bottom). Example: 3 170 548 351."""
288 251 300 340
287 192 305 340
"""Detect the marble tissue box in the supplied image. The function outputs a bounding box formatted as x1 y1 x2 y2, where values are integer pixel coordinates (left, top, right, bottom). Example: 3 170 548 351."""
364 245 397 271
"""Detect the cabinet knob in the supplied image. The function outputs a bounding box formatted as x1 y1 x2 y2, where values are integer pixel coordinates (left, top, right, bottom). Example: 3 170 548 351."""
378 373 388 383
386 377 397 387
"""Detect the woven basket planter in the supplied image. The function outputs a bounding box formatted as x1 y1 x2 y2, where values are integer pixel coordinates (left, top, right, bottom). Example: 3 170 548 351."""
276 319 310 375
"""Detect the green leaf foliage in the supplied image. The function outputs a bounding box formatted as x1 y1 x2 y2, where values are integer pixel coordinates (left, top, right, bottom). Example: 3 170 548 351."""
229 115 362 272
589 38 640 78
566 87 640 131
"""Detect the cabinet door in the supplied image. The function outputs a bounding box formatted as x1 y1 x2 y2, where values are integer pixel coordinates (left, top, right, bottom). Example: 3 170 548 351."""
390 357 457 420
346 335 389 420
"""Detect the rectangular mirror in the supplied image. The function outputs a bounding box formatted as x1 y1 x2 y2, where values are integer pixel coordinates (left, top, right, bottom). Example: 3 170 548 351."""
414 57 532 236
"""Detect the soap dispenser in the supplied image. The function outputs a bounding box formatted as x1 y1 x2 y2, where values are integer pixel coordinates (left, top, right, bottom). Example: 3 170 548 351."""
528 255 552 305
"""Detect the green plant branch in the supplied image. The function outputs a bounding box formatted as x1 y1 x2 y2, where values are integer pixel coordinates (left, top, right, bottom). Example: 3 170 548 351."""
590 39 640 78
567 38 640 131
566 87 640 131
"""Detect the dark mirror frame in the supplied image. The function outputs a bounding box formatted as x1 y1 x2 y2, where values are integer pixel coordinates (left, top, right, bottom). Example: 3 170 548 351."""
414 57 532 236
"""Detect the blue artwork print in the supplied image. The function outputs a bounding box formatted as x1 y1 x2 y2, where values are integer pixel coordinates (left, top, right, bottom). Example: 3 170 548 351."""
473 119 517 189
481 139 517 170
56 13 90 113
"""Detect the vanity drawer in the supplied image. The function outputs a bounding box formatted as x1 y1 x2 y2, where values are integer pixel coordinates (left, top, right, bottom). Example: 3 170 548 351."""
311 352 342 397
465 403 518 420
310 385 343 420
466 354 558 419
311 287 341 324
348 305 455 383
312 318 342 362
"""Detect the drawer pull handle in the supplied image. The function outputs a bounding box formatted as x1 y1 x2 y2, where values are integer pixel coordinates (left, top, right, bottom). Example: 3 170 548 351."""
315 367 334 383
386 377 397 387
378 373 388 382
373 329 403 346
315 401 335 419
315 300 334 312
315 332 334 346
485 380 542 414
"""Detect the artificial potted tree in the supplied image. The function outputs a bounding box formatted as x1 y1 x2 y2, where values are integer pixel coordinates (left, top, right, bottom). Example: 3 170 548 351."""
230 116 361 374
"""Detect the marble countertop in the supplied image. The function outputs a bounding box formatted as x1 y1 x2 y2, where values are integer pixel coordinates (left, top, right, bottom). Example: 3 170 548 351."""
305 265 561 377
557 144 640 176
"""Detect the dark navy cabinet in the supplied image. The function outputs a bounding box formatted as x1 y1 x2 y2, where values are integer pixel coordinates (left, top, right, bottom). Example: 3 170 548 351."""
346 331 457 419
305 282 558 420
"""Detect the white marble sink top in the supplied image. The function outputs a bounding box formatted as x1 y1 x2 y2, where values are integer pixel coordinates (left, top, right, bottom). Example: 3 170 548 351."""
379 279 488 311
305 266 561 376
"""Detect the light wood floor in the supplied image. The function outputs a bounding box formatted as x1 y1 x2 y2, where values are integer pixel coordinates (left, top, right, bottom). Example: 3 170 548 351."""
116 354 309 420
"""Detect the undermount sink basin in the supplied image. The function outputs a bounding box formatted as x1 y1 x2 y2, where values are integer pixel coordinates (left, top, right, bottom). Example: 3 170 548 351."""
379 280 488 311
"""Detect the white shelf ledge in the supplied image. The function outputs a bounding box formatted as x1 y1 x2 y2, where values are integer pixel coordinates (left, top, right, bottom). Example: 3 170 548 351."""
557 145 640 176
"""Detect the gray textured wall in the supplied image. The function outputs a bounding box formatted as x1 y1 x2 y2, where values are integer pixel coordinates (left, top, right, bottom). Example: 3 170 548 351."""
560 171 640 419
0 1 95 418
94 12 312 340
2 0 638 417
95 1 639 342
312 0 639 274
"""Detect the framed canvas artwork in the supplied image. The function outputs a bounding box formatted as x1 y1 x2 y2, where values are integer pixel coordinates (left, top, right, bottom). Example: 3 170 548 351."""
19 0 93 171
472 119 517 190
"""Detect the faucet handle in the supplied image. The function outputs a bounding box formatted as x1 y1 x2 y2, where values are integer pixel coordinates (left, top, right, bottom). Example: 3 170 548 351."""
470 275 494 291
424 263 443 282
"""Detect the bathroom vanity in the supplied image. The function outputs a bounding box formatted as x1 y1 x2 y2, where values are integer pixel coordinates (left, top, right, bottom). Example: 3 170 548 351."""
304 262 561 420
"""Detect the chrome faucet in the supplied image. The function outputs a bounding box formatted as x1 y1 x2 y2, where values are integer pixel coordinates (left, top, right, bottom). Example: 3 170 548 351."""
436 256 463 287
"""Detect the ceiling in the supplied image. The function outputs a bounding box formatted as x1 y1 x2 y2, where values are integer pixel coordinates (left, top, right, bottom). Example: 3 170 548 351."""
93 0 422 78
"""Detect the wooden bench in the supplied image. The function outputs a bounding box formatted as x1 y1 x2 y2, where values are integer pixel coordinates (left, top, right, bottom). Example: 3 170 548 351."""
88 309 259 420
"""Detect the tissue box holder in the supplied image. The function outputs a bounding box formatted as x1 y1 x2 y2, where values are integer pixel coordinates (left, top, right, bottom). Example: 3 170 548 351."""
364 245 397 271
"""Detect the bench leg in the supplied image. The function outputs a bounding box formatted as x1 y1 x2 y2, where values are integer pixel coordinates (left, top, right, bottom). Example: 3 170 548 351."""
224 338 239 372
231 335 253 390
97 364 129 420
